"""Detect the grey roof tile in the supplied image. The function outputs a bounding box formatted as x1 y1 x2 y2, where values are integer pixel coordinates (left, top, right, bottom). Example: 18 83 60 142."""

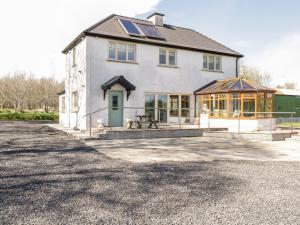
63 14 243 57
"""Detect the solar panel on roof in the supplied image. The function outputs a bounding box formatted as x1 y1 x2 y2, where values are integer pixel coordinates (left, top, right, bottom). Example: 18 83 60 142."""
119 19 142 36
136 23 164 39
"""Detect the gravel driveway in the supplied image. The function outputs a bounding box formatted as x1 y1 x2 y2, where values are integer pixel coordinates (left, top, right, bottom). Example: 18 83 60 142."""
0 121 299 225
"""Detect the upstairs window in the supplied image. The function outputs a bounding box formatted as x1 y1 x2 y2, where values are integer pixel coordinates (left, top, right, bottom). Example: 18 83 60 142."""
203 54 222 72
72 47 76 67
159 49 177 66
159 49 167 65
108 41 136 62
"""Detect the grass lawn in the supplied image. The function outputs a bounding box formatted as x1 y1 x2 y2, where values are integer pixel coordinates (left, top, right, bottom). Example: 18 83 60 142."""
0 109 58 121
277 122 300 128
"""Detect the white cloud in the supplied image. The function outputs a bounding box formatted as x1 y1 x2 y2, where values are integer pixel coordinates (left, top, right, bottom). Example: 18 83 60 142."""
246 34 300 88
0 0 161 78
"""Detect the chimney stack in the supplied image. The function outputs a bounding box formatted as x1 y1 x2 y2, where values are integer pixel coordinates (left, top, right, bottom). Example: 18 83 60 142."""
147 12 165 26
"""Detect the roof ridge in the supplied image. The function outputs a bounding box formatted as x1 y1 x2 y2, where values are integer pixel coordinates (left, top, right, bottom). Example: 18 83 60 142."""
85 14 116 32
114 14 153 24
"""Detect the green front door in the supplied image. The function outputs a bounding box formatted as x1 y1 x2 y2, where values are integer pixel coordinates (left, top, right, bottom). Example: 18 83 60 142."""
108 91 123 127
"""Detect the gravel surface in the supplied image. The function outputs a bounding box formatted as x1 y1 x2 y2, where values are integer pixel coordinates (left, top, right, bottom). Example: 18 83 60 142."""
0 121 299 225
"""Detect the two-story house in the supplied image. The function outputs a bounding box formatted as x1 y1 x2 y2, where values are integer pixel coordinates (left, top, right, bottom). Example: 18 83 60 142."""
59 12 243 130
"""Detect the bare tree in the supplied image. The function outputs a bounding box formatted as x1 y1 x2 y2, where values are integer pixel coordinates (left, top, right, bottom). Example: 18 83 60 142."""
0 72 63 111
276 82 297 89
284 82 297 89
240 63 272 86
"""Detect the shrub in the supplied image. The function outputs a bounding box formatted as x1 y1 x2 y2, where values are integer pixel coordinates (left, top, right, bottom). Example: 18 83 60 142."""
0 111 59 121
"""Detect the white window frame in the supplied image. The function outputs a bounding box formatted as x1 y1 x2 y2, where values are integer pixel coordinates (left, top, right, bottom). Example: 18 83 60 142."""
72 91 78 112
203 54 222 72
108 41 136 63
61 96 65 113
159 48 177 67
72 47 76 67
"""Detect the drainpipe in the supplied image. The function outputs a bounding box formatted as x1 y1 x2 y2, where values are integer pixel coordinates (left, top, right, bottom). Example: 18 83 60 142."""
194 94 197 118
235 57 239 78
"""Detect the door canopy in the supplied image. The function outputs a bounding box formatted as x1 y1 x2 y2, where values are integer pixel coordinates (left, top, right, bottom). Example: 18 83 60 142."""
101 75 136 100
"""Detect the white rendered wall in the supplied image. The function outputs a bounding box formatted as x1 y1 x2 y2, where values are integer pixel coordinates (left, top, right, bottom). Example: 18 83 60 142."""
58 95 67 126
63 38 87 129
85 36 238 127
200 114 276 132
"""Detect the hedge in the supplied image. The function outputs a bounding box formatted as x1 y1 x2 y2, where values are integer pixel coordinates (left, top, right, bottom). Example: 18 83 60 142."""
0 112 59 121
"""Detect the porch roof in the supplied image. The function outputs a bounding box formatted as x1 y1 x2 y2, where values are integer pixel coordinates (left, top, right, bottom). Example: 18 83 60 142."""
194 77 275 95
101 75 136 99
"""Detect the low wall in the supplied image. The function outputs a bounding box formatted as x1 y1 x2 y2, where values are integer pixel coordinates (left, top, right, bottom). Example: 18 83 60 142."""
199 114 276 132
276 117 300 123
203 131 292 141
95 128 203 140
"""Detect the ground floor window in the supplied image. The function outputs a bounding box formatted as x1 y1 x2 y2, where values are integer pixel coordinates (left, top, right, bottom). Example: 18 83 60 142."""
144 93 192 123
219 93 227 117
181 95 190 118
230 93 241 117
72 91 78 112
61 96 65 113
170 95 179 117
243 93 255 117
145 94 155 119
158 95 168 123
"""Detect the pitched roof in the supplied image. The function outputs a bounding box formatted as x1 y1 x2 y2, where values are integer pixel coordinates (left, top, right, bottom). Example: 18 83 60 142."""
62 14 243 57
57 90 65 95
194 78 275 94
101 75 136 100
275 88 300 96
101 75 136 91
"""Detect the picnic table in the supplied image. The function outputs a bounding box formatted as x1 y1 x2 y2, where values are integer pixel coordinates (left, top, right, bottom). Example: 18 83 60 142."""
129 115 159 129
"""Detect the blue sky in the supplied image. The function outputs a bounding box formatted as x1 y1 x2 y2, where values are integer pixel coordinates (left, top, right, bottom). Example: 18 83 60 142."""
0 0 299 87
146 0 300 53
140 0 300 86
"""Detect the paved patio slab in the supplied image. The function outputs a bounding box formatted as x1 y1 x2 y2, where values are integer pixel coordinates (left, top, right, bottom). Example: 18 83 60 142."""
85 136 300 163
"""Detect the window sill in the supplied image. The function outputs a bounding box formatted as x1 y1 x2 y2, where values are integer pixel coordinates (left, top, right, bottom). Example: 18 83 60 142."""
107 59 138 64
202 69 223 73
158 64 179 69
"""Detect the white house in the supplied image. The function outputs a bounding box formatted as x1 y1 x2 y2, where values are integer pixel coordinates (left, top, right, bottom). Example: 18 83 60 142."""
59 12 243 130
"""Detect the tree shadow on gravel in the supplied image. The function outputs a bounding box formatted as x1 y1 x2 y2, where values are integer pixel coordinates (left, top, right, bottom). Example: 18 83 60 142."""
0 122 244 224
0 161 243 224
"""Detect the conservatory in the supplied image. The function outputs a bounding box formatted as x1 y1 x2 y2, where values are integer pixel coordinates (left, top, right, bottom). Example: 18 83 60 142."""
194 78 276 132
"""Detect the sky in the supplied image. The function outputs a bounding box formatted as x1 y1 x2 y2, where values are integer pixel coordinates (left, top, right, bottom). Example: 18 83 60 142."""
0 0 299 87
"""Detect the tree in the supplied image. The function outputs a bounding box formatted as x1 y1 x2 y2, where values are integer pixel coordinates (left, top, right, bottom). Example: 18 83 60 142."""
240 64 272 86
284 82 297 89
276 82 297 89
0 72 64 111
